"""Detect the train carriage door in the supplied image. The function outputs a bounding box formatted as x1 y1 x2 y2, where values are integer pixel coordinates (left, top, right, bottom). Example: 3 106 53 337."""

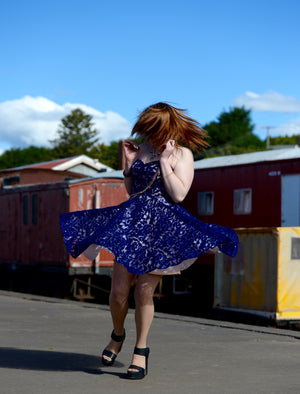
21 191 39 264
281 174 300 226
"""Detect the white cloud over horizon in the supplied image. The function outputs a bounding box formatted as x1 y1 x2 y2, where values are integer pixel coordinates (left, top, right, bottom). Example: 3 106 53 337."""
266 118 300 137
0 96 132 150
234 90 300 113
234 90 300 138
1 93 300 154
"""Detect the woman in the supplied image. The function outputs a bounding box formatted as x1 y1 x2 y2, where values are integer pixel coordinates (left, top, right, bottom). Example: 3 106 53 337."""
60 102 238 380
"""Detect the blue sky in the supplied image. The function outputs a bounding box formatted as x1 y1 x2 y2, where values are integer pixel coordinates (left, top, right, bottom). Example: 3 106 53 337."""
0 0 300 153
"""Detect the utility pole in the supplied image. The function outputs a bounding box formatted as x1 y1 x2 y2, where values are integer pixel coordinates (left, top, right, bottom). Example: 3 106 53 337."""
261 126 274 149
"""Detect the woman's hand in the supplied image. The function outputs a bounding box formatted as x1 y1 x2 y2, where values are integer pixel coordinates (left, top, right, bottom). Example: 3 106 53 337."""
123 140 139 168
160 146 194 204
122 140 139 195
159 140 176 162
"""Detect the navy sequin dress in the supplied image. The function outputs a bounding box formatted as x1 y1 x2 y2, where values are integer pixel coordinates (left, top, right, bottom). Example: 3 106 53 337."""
60 159 238 274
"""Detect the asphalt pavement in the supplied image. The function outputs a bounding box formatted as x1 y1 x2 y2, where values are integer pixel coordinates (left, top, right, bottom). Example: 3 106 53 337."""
0 290 299 394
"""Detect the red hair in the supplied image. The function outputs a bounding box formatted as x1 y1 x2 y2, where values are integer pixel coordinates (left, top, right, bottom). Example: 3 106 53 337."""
131 102 209 152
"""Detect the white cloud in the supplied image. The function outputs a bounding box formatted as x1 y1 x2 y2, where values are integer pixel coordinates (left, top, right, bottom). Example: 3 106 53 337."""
234 90 300 113
254 118 300 140
0 96 132 149
269 118 300 137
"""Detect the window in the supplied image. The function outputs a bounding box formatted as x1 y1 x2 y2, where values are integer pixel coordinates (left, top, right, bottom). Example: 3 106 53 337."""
3 176 20 186
172 276 192 295
291 238 300 259
234 188 252 215
198 192 214 215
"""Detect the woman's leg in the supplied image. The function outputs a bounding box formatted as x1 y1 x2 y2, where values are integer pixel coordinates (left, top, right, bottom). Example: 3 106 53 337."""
128 273 162 371
103 261 135 361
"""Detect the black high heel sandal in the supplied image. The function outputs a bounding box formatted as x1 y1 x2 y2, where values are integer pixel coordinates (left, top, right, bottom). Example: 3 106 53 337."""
101 329 126 366
127 347 150 380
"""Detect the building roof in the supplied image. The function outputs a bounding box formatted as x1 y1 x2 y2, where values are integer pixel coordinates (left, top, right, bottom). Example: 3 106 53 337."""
194 147 300 170
2 155 114 173
68 169 124 184
17 157 71 170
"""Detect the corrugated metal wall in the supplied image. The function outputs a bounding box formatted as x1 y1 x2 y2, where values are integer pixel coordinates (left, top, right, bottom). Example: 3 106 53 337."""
214 227 300 320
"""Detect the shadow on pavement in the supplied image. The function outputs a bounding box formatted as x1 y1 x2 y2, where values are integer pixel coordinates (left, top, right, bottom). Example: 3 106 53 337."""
0 347 126 377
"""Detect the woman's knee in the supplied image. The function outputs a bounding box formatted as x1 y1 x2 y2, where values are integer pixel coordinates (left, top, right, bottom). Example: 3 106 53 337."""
134 285 150 307
110 283 130 305
134 275 161 306
110 262 134 305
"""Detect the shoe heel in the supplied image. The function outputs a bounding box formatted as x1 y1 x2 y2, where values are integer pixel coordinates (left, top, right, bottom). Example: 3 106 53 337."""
127 347 150 380
101 329 126 366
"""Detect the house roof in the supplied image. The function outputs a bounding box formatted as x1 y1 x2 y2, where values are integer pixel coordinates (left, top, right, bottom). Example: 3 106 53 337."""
68 169 124 184
2 155 114 173
194 146 300 170
12 157 71 170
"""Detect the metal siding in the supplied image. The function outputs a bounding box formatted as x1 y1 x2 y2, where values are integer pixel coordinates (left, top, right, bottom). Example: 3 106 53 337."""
277 228 300 319
214 228 278 313
100 182 128 208
68 179 128 269
3 154 300 275
214 227 300 320
0 183 69 267
0 178 128 272
0 169 84 186
37 187 69 266
184 162 282 228
98 181 128 266
0 191 21 262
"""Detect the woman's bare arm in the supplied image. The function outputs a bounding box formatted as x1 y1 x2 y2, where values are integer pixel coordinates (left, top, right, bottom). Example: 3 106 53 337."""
160 143 194 204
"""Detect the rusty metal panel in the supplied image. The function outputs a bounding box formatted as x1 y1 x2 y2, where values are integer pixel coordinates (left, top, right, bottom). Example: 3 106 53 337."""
99 181 128 208
214 228 278 315
97 181 128 268
214 227 300 320
0 177 128 274
31 185 69 266
68 178 128 270
0 190 21 263
277 227 300 319
0 183 69 267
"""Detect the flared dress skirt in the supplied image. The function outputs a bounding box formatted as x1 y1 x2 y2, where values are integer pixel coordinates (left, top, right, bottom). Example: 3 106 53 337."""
60 159 239 275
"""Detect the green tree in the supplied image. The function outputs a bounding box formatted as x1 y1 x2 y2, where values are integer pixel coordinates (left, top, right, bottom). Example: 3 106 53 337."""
0 146 55 169
269 135 300 146
50 108 99 157
205 107 255 147
90 137 141 169
196 107 264 159
90 141 120 169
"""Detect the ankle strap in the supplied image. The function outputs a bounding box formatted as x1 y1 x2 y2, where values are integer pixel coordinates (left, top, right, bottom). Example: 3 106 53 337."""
134 347 150 356
111 329 125 342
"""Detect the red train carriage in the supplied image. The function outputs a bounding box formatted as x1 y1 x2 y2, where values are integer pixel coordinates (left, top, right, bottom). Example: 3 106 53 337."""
182 147 300 228
0 173 128 299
